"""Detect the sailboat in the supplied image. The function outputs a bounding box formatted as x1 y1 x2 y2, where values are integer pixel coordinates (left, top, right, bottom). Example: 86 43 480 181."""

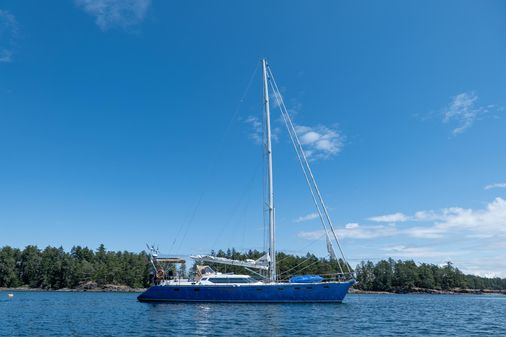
137 59 355 303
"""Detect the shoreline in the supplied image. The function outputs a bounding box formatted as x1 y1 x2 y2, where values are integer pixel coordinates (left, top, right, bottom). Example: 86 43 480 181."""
350 287 506 296
2 286 505 295
0 285 145 293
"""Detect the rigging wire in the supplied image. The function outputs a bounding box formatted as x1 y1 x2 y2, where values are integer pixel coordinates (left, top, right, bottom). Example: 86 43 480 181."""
278 256 321 278
168 60 353 279
281 259 323 279
168 63 260 256
210 156 264 251
268 80 344 275
267 65 352 274
274 218 339 269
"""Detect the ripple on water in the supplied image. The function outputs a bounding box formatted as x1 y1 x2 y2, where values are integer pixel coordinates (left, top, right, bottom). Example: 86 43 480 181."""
1 292 505 336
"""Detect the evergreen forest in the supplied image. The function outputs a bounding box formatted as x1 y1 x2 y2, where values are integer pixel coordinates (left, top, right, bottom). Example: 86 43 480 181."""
0 245 505 292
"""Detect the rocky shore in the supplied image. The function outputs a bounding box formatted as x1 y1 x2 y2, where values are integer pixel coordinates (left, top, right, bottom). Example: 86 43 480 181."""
0 282 145 293
3 285 505 295
350 287 506 295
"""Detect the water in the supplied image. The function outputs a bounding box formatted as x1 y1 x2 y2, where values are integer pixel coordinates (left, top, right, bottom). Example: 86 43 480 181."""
1 291 505 336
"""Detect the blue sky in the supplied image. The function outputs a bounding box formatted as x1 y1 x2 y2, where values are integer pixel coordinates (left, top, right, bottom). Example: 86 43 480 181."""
1 1 506 277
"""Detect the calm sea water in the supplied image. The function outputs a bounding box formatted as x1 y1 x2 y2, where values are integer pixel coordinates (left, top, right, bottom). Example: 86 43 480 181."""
1 291 505 336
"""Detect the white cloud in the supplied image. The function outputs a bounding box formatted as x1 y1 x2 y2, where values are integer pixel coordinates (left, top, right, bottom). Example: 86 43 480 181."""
441 92 498 135
270 88 302 116
401 251 506 278
382 245 460 259
298 223 397 241
433 198 506 235
295 198 506 276
0 49 12 62
0 9 18 63
254 89 342 160
459 256 506 278
244 115 279 145
295 125 344 160
244 115 263 144
300 197 506 241
484 182 506 190
294 212 319 223
403 226 445 239
368 212 408 223
297 198 506 276
373 198 506 240
75 0 151 31
412 210 444 222
339 224 398 239
270 90 283 109
297 229 326 240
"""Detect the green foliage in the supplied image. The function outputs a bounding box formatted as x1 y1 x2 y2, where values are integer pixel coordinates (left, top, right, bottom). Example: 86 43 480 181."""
372 259 394 291
1 244 505 291
0 245 150 290
355 259 506 292
416 263 436 289
355 261 375 290
0 246 21 287
20 245 42 287
393 260 418 290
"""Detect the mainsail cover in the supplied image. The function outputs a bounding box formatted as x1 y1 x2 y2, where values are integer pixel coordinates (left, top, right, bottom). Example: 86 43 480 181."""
190 254 270 270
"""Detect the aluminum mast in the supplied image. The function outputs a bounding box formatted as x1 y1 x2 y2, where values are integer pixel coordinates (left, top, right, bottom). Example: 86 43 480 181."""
262 58 276 282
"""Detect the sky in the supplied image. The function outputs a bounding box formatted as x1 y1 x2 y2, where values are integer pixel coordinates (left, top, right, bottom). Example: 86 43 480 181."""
1 0 506 277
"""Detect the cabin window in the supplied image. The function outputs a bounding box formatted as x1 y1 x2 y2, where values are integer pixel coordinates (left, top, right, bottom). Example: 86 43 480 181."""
208 277 256 284
294 287 301 290
323 285 329 288
306 287 313 290
174 288 180 291
194 288 200 292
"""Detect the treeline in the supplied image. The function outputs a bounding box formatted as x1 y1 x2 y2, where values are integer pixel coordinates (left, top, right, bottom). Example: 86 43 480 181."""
355 259 506 291
1 245 505 291
206 248 352 280
0 245 150 289
206 250 506 291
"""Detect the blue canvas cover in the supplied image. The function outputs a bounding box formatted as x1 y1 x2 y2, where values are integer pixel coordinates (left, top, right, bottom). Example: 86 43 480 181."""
288 275 324 283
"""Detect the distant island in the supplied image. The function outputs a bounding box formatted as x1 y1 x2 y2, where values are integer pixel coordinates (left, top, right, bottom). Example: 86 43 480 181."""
0 245 504 294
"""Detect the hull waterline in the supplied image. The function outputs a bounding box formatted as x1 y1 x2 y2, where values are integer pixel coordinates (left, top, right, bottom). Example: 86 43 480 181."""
137 280 355 303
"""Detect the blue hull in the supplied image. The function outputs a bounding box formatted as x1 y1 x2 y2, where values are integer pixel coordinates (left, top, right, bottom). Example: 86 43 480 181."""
137 280 354 303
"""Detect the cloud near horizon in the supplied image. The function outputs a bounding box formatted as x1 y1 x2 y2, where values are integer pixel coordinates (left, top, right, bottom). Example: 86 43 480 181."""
298 223 398 240
298 198 506 276
300 198 506 242
75 0 151 31
368 212 408 223
361 197 506 239
382 245 460 259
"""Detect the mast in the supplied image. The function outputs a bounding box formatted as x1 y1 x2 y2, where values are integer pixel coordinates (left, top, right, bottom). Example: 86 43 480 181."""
262 58 276 282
